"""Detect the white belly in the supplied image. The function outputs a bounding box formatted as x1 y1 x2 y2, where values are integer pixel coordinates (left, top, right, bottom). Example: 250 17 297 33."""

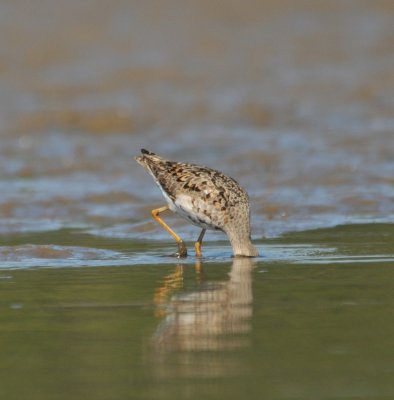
154 178 219 230
173 194 218 230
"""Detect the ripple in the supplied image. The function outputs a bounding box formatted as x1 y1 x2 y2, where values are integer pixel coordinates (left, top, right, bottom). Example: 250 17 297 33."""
1 241 392 270
0 245 129 269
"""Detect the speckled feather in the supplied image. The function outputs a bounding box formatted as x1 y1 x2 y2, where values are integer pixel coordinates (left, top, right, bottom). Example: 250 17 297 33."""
135 149 258 257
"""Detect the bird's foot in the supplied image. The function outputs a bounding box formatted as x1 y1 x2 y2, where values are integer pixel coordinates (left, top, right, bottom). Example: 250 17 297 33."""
174 241 187 258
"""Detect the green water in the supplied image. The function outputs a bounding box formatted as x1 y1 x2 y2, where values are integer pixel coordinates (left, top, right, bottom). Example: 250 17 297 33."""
0 224 393 400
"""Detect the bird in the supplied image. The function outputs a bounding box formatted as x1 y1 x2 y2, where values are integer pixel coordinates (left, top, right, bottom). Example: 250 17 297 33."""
135 149 258 258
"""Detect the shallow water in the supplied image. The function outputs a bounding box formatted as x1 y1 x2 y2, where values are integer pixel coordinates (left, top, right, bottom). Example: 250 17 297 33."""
1 224 394 400
1 0 394 398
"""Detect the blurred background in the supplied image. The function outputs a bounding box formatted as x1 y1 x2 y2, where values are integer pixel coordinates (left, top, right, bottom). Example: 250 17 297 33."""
1 0 393 242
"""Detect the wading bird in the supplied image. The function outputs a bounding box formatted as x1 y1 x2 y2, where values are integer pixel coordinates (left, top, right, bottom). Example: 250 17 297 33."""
135 149 258 258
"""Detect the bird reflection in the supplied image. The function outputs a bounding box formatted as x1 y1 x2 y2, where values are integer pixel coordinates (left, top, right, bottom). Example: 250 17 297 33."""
152 257 254 352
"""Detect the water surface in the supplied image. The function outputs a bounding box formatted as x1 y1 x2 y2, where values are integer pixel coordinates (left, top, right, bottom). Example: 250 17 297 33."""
1 224 394 399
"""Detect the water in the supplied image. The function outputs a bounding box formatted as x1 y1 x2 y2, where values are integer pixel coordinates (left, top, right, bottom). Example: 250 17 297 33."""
1 0 394 398
1 224 394 399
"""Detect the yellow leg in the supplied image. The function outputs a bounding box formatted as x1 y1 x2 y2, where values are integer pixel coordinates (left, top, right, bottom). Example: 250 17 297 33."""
194 228 206 257
151 206 187 257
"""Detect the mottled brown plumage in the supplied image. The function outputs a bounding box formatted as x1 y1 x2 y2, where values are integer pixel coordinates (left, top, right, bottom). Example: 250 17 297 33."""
135 149 258 257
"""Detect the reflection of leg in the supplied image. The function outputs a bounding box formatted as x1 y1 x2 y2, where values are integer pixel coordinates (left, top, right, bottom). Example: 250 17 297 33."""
194 259 203 284
154 265 183 318
151 206 187 257
194 228 206 257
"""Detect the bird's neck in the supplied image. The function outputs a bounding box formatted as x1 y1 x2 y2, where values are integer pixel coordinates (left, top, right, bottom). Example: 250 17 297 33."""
226 227 259 257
